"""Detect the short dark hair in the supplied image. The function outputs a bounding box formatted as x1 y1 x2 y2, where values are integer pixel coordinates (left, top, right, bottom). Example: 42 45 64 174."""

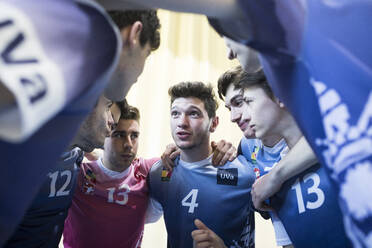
217 66 274 100
168 82 218 118
108 10 161 51
115 99 140 122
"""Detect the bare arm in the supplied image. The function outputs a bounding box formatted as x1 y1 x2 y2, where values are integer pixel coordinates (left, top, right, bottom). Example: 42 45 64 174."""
96 0 242 19
252 136 318 210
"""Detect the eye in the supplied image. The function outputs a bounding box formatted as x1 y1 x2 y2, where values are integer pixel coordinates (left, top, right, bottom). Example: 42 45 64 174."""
231 97 244 107
112 132 124 138
131 133 139 140
106 101 113 109
243 97 253 105
189 111 200 118
171 110 180 117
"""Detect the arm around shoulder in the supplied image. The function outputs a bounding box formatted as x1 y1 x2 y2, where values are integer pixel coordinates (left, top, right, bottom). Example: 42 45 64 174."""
271 136 317 184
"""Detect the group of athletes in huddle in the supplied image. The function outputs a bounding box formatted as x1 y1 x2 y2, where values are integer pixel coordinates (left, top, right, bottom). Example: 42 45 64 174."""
0 0 371 247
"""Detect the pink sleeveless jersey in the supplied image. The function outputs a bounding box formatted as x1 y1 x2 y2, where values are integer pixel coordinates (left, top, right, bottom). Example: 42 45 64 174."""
63 157 159 248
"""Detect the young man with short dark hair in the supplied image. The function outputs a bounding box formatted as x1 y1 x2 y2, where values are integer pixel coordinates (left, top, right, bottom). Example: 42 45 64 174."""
64 103 161 248
210 67 351 248
149 81 256 248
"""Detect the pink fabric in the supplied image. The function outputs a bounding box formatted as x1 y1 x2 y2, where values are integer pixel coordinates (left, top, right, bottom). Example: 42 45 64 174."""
63 157 159 248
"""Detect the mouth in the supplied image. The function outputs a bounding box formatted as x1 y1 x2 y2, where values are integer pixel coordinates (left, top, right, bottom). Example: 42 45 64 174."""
238 122 248 131
176 131 191 140
120 154 134 160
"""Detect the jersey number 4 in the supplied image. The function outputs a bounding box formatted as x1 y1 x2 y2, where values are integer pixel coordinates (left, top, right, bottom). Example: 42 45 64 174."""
291 172 325 214
182 189 199 213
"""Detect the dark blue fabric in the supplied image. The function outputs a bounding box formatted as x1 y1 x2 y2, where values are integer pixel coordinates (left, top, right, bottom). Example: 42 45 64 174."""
0 0 119 245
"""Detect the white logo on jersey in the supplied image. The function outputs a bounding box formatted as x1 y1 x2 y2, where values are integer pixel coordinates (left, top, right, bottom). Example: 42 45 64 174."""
340 161 372 220
0 2 65 142
311 79 372 176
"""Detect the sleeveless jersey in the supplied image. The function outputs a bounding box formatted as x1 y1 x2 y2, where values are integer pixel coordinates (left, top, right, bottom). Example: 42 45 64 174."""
149 155 256 248
210 1 372 245
63 157 159 248
240 137 352 248
0 0 120 244
4 148 83 248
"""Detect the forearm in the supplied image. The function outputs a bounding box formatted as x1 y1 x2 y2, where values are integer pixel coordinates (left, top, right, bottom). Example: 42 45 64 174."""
96 0 242 18
272 136 318 184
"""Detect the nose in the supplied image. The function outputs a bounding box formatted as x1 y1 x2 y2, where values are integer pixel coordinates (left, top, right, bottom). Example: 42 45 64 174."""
177 113 189 128
178 114 189 127
227 48 236 60
230 108 241 123
241 109 251 123
107 110 115 132
123 135 133 150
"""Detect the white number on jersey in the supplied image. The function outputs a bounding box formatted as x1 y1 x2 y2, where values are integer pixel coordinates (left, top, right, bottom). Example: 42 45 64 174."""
48 170 72 197
182 189 199 213
291 172 325 214
107 184 131 205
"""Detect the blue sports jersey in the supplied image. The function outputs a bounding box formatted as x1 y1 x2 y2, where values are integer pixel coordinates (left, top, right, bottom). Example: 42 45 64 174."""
0 0 120 244
239 137 352 248
149 155 256 248
210 1 372 246
4 148 83 248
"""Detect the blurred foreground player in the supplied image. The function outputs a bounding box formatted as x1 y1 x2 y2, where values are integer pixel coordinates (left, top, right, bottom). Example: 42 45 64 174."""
0 2 160 245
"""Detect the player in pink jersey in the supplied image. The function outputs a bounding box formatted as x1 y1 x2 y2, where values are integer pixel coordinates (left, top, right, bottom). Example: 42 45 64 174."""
64 100 237 248
64 104 159 248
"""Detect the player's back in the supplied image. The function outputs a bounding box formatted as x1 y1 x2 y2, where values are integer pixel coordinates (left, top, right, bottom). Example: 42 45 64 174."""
4 148 83 248
149 155 256 248
0 0 120 244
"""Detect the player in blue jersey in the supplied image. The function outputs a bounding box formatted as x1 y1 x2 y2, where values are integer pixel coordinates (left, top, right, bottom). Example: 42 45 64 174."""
215 67 351 248
0 7 161 246
149 81 256 248
108 0 372 245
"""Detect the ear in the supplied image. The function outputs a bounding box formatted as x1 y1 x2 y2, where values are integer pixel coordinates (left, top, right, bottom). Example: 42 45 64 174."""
275 97 285 108
209 116 219 133
128 21 143 47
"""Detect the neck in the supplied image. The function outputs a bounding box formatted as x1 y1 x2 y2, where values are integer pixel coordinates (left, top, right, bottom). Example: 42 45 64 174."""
102 156 130 173
262 110 302 150
274 112 302 149
180 140 212 163
281 116 303 149
261 135 282 148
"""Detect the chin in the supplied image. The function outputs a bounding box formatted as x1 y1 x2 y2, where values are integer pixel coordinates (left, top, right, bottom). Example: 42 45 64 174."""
243 130 256 139
176 142 194 150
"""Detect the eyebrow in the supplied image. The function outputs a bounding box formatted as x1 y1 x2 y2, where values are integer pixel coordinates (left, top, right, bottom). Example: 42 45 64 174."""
188 106 202 112
171 104 202 112
113 130 140 135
